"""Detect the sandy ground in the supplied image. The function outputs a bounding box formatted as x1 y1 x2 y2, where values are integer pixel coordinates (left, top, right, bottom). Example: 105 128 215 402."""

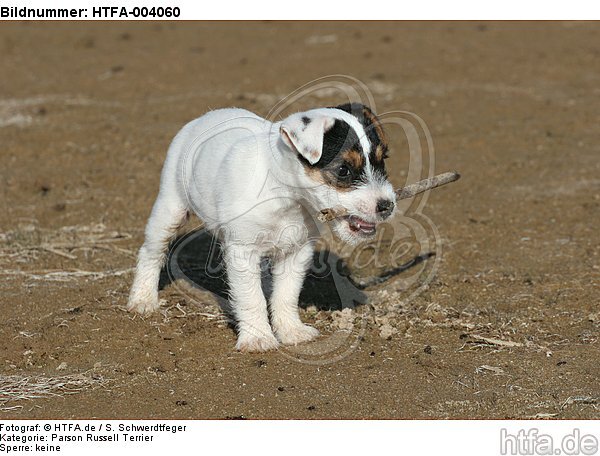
0 21 598 419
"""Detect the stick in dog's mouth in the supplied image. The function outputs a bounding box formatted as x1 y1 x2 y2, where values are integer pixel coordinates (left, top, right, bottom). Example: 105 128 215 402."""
317 171 461 223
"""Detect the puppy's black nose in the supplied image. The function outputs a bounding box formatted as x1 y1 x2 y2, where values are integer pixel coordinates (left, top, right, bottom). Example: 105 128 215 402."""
376 199 394 218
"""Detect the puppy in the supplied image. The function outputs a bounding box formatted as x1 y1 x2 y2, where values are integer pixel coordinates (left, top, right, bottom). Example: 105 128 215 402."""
127 103 396 352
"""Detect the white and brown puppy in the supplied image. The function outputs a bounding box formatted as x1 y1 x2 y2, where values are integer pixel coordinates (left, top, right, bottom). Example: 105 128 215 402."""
128 103 396 352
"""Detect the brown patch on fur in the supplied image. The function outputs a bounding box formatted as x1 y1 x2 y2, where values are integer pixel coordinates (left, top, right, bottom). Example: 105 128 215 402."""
302 161 326 184
323 173 354 192
300 156 354 192
374 144 386 162
342 149 364 169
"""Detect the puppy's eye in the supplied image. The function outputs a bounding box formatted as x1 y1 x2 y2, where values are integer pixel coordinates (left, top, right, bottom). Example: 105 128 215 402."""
337 165 351 179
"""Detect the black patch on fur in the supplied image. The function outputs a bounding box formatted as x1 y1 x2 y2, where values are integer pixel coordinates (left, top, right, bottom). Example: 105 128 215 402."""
296 118 365 189
296 103 389 189
333 103 388 177
319 119 366 187
318 119 361 168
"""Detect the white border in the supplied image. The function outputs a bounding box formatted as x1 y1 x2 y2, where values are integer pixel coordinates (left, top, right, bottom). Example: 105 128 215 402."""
0 420 599 456
1 0 600 20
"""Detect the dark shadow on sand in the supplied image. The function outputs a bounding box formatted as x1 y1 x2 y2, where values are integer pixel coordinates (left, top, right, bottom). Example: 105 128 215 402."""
159 228 431 311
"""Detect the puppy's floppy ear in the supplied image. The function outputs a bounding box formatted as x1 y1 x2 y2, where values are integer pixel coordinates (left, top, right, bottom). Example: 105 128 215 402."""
280 113 335 165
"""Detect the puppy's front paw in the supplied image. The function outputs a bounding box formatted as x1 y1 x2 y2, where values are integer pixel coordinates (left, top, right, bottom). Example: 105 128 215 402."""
236 332 280 353
127 296 160 315
274 322 320 346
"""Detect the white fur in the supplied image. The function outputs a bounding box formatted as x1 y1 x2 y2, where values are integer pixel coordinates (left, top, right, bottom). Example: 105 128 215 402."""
128 107 395 352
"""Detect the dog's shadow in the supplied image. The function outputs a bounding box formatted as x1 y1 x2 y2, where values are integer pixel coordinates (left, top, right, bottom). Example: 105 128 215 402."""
159 229 366 311
158 228 433 312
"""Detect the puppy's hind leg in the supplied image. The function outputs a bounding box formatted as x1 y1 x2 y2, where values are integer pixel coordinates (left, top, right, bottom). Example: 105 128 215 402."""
128 194 188 315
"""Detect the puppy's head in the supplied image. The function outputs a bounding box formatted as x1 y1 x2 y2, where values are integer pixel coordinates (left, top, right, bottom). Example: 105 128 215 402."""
280 103 395 244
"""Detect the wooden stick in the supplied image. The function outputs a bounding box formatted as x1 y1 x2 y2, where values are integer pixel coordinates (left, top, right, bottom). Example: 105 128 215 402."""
395 171 461 200
318 171 461 222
